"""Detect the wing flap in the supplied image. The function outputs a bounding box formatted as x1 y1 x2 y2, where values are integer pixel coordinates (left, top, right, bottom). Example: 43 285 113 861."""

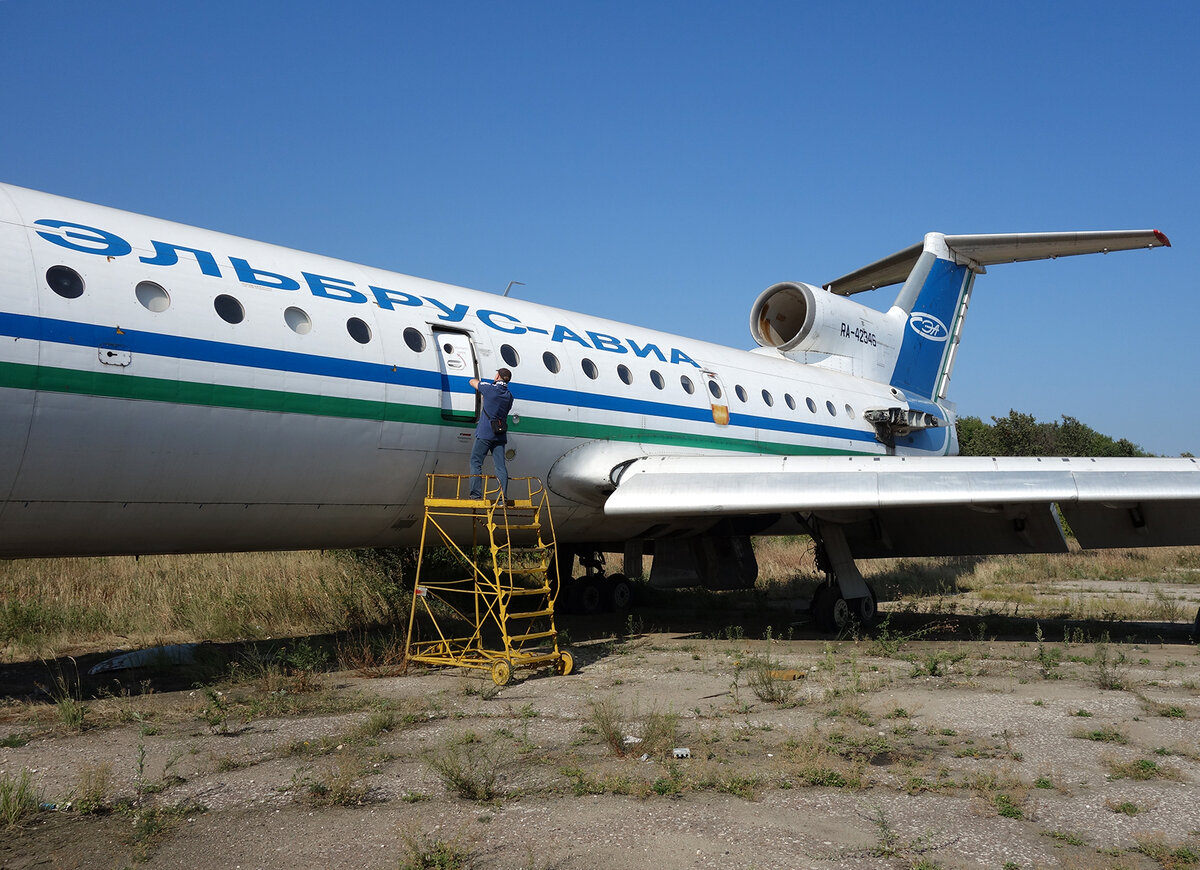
605 454 1200 556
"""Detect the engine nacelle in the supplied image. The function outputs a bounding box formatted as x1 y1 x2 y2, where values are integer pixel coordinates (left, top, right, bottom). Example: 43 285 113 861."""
749 282 903 378
749 282 885 353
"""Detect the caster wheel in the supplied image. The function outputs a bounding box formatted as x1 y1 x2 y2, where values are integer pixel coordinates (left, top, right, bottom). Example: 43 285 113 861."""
490 660 512 686
555 651 574 676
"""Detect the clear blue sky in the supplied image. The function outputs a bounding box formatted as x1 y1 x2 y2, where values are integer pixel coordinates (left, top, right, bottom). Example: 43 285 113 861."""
4 1 1198 454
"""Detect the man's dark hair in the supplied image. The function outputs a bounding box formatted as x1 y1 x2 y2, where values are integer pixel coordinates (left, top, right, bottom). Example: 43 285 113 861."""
496 368 512 383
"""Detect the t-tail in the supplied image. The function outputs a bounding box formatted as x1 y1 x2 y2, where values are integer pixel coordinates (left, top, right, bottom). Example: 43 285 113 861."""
828 229 1172 402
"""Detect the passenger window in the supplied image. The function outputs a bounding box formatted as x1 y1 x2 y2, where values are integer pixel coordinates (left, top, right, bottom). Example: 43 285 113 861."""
650 370 664 390
785 393 796 410
347 317 371 344
284 306 311 334
708 380 722 399
582 358 599 379
617 364 633 385
681 375 695 394
136 281 170 312
405 328 427 353
845 404 855 419
762 390 773 407
826 400 837 416
806 397 817 413
501 344 519 366
214 294 244 324
543 351 560 373
735 385 747 402
47 265 84 299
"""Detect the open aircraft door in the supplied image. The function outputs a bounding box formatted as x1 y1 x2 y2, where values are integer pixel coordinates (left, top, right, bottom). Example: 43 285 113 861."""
433 328 480 422
702 371 730 426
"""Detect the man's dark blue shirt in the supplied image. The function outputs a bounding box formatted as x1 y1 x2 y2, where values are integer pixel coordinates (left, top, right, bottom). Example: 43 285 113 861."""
475 380 514 443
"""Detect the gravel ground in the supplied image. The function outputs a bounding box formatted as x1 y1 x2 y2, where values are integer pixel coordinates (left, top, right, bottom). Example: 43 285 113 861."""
2 616 1198 870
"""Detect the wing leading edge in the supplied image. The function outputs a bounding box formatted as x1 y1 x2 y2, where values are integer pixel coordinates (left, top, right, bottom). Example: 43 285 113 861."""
605 455 1200 557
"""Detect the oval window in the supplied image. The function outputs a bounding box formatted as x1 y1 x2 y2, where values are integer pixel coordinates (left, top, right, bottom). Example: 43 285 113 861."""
806 397 817 413
135 280 170 312
785 393 796 410
347 317 371 344
735 385 747 403
214 294 244 324
543 351 560 373
845 404 856 419
284 306 311 334
617 364 633 385
681 375 695 394
762 389 774 407
708 380 723 400
47 265 84 299
404 327 426 352
581 358 598 379
826 400 837 416
650 370 664 390
501 344 519 367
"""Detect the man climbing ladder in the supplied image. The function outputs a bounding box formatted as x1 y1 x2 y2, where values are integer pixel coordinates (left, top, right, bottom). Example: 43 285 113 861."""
468 368 514 501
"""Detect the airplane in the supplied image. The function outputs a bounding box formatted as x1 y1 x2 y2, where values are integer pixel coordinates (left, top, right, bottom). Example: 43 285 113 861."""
2 181 1197 632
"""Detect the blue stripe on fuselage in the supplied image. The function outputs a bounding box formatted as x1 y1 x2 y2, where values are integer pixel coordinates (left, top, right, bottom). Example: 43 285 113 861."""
0 312 877 445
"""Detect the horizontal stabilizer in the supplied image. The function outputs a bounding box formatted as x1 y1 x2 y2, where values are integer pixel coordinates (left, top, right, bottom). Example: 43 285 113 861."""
826 230 1170 296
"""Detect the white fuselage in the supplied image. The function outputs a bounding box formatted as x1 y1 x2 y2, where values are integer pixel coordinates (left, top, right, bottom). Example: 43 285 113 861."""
0 183 947 557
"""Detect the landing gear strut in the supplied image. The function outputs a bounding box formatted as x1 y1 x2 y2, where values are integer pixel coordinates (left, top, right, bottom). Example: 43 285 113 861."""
806 519 878 634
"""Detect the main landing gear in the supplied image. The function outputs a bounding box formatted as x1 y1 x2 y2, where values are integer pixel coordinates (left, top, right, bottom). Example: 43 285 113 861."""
807 519 878 634
557 549 633 615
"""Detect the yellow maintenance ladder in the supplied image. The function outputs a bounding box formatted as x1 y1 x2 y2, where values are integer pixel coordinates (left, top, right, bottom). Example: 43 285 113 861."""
404 474 573 685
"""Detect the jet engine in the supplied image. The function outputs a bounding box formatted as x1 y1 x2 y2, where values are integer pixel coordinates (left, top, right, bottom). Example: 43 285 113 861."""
748 281 897 356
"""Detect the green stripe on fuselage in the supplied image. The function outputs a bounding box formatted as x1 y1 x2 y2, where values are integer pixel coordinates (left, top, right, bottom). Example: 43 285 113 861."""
0 360 868 457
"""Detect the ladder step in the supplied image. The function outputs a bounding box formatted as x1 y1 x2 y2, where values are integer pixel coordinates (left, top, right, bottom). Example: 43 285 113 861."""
507 607 554 620
498 566 548 577
503 585 552 596
509 629 557 643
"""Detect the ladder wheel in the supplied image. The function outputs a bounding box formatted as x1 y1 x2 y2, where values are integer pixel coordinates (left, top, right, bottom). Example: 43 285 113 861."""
490 660 512 686
555 651 574 676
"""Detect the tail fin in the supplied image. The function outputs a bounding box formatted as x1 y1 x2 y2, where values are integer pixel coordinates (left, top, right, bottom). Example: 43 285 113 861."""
887 237 973 401
825 230 1171 402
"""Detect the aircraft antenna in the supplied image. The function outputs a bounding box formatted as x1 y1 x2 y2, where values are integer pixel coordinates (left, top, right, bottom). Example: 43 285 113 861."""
502 280 525 297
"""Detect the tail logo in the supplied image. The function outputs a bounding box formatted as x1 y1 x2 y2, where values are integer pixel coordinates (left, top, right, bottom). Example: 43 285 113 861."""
908 312 949 341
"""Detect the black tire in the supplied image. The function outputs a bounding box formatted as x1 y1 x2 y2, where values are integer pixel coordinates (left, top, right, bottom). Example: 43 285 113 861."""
607 574 632 611
575 578 603 615
852 583 878 628
813 583 853 634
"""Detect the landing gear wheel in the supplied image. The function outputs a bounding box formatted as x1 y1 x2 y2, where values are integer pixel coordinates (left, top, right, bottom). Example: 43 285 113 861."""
607 574 632 611
853 584 878 628
555 651 574 676
813 583 851 634
576 578 603 615
490 660 512 686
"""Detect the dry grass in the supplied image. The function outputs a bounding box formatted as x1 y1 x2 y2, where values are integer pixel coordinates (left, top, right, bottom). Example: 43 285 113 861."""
0 551 405 660
754 537 1200 624
3 540 1198 662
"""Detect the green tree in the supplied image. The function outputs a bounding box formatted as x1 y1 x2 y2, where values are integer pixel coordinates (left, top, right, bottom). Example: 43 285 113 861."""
955 410 1149 458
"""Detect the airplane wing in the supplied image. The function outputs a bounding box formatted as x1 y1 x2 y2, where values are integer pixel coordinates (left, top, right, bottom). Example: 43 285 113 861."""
604 454 1200 557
